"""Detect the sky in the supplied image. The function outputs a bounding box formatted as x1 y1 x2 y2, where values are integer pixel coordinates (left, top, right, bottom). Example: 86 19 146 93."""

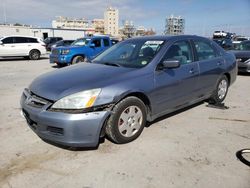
1 0 250 36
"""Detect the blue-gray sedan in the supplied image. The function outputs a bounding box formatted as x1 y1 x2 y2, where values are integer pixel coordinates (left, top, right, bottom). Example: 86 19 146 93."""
20 35 237 147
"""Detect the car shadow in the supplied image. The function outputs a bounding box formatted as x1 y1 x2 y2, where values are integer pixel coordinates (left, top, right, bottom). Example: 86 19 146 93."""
238 72 250 76
51 64 67 69
0 57 49 61
41 138 104 151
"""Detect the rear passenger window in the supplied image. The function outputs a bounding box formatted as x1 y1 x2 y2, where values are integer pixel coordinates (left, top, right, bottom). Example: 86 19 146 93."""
14 37 27 43
164 41 193 65
103 39 110 47
2 37 13 44
194 41 217 61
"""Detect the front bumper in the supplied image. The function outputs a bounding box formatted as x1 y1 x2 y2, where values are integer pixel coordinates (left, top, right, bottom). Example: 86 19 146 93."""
20 91 110 147
49 54 72 65
238 61 250 73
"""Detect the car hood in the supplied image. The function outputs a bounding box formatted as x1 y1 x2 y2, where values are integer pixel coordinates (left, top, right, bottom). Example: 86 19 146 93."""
54 45 86 51
29 63 134 101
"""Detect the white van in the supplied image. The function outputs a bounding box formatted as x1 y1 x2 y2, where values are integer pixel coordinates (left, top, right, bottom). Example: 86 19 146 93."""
0 36 46 60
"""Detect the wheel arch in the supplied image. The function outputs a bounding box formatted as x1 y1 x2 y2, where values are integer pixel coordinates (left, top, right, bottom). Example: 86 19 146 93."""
70 54 85 63
224 72 231 85
99 91 152 138
29 49 41 54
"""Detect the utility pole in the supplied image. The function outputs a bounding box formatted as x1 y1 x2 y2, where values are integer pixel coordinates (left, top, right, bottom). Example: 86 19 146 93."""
3 0 7 24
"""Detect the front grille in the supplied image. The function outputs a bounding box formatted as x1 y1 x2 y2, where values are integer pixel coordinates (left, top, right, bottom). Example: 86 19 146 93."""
47 126 64 135
23 89 50 108
52 49 60 55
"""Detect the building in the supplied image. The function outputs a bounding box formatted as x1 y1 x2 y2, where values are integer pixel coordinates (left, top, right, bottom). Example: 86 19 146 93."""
91 19 104 34
104 7 119 36
136 26 146 36
165 15 185 35
52 16 90 29
119 20 136 38
0 24 89 40
0 23 31 36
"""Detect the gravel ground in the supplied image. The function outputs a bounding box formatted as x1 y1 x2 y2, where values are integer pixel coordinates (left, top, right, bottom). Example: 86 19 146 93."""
0 57 249 188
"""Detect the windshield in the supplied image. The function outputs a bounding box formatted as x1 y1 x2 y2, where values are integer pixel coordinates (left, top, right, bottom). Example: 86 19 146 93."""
233 42 250 51
71 38 90 46
92 40 165 68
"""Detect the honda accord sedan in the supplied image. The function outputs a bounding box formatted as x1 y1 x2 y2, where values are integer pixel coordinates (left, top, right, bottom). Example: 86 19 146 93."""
20 35 237 148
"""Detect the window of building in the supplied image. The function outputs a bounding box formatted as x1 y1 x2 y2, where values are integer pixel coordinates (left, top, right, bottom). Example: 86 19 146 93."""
194 40 217 61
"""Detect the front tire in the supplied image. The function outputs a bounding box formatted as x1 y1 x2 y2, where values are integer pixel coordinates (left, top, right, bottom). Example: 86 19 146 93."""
209 75 229 104
105 97 147 144
29 50 40 60
71 56 85 65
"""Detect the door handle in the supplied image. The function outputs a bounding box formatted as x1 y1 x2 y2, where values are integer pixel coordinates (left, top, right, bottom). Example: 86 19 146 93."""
217 61 223 66
11 46 15 47
189 69 195 74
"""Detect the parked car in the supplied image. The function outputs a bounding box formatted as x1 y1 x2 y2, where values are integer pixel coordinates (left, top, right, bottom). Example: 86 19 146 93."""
213 38 233 50
50 36 113 66
232 36 249 44
20 35 237 148
230 40 250 73
50 40 74 49
44 37 63 51
213 31 228 38
0 36 46 60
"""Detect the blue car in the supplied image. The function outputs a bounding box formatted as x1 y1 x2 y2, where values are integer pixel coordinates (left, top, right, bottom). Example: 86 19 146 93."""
21 35 237 148
50 36 113 66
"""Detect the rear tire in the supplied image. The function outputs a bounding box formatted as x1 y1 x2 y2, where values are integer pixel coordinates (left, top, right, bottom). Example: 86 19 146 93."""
71 56 85 65
105 97 147 144
29 50 40 60
209 75 229 104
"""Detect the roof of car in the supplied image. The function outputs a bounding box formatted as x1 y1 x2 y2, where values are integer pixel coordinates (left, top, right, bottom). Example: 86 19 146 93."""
125 35 205 41
1 35 42 40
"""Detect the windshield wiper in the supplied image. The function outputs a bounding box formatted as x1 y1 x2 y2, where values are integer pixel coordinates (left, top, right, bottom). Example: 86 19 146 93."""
103 62 121 67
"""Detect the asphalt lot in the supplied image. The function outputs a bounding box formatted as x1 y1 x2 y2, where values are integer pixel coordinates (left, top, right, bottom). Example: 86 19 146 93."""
0 57 249 188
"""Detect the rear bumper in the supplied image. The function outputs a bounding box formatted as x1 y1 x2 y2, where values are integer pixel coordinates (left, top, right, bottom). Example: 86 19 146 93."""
20 93 110 147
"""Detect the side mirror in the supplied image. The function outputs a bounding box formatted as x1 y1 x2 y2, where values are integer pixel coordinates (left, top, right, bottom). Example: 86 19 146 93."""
0 41 3 45
161 59 180 69
90 43 95 48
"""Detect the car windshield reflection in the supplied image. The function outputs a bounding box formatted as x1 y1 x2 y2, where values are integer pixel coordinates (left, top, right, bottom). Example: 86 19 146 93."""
92 40 165 68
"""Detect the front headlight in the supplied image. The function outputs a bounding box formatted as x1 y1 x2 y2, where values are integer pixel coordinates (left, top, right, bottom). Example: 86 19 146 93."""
61 49 70 55
51 88 101 109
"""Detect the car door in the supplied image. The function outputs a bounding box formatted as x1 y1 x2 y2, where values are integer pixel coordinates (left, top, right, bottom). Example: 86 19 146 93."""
192 39 225 96
13 37 29 55
89 39 103 59
0 37 14 56
152 40 200 115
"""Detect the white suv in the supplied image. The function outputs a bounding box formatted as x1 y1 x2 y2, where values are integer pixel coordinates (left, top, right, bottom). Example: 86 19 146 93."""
0 36 47 60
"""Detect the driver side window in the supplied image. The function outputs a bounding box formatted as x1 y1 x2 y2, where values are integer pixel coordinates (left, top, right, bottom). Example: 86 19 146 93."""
92 39 101 48
164 41 193 65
